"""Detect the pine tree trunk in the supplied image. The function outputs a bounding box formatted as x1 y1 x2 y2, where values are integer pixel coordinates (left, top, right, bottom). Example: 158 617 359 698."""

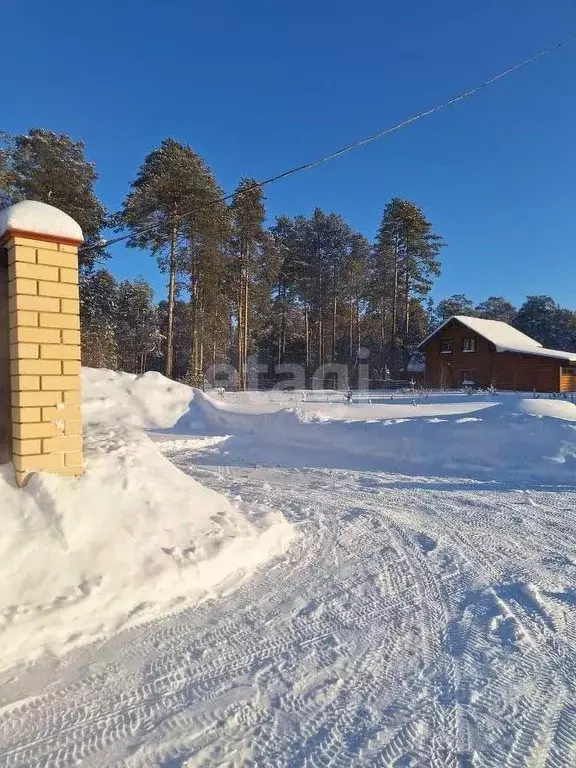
318 275 324 368
391 233 399 376
404 271 410 373
380 295 386 372
356 295 361 356
237 289 244 390
165 217 177 379
199 284 205 376
304 301 310 368
277 279 282 367
243 254 249 389
281 283 287 360
189 246 204 386
349 295 354 363
332 267 337 362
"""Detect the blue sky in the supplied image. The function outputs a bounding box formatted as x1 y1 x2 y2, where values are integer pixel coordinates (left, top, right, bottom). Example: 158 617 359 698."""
3 0 575 309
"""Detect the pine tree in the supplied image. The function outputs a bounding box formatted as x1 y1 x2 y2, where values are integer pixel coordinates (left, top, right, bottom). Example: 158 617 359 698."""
345 234 370 366
270 216 306 367
230 179 266 389
150 299 192 381
514 296 576 350
434 294 475 324
475 296 517 324
115 279 160 373
118 139 223 379
80 270 118 369
371 199 442 374
185 180 230 386
6 128 107 268
0 131 13 208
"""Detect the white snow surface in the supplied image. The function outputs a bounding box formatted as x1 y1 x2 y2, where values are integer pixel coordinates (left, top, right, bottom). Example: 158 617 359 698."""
0 370 295 670
3 378 576 766
0 200 83 242
421 314 576 361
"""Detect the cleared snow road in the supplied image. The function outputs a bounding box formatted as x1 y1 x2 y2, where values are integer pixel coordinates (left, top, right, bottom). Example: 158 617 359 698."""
2 431 576 767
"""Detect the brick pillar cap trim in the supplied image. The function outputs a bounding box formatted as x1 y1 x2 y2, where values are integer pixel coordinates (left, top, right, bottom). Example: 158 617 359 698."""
0 201 84 246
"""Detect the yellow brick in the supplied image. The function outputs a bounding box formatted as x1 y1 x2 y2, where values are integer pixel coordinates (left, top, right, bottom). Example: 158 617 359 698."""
63 390 81 406
43 435 82 453
10 343 39 360
59 267 78 284
38 281 79 300
62 330 81 345
62 360 81 375
12 407 41 423
11 359 62 376
15 278 37 296
39 312 80 329
10 294 60 313
42 405 81 422
9 310 38 328
9 261 58 281
40 344 81 360
60 298 80 314
64 421 83 436
12 236 57 250
13 421 60 439
13 439 42 456
12 391 63 408
58 244 79 254
14 471 29 487
55 466 83 476
64 450 83 467
11 327 61 344
7 244 37 263
41 375 81 391
13 453 64 472
36 249 77 268
11 375 40 391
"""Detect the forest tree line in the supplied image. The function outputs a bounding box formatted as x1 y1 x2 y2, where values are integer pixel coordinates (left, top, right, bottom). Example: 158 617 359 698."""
2 129 575 387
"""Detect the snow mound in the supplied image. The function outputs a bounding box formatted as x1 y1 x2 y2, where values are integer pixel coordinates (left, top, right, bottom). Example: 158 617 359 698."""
82 367 194 429
518 399 576 421
190 391 576 483
0 372 295 671
0 200 83 242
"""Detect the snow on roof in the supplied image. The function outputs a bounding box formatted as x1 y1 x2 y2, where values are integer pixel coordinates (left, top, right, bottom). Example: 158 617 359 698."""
419 315 576 362
0 200 83 243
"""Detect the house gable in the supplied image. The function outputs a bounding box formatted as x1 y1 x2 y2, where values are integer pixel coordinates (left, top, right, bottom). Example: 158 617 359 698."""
420 316 574 392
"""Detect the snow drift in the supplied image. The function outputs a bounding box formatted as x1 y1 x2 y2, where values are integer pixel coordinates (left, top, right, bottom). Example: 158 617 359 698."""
189 391 576 484
0 370 295 671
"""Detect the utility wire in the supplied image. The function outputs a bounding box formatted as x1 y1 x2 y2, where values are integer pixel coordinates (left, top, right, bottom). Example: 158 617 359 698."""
83 33 576 254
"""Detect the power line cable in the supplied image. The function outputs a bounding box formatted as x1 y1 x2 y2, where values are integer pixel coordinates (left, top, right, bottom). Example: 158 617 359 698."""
83 32 576 254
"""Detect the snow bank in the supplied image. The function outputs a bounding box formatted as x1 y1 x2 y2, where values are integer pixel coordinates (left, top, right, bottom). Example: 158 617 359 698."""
0 371 295 671
190 391 576 483
82 367 194 429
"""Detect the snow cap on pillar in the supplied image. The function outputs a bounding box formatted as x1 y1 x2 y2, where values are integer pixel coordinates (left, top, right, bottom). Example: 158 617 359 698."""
0 200 83 245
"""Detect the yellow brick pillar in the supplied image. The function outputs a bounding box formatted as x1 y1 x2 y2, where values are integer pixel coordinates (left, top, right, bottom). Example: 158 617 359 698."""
0 201 84 486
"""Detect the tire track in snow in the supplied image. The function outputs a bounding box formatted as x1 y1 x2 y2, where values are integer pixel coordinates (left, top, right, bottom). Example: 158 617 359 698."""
2 445 576 766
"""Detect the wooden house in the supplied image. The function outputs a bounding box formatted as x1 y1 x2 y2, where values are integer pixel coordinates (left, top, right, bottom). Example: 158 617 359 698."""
419 316 576 393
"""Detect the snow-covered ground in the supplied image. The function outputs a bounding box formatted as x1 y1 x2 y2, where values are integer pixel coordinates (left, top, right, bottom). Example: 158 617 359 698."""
1 373 576 766
0 370 295 671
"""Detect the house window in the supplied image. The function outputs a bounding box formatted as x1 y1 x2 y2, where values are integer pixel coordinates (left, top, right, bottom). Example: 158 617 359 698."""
462 338 476 352
461 370 476 387
440 339 453 354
